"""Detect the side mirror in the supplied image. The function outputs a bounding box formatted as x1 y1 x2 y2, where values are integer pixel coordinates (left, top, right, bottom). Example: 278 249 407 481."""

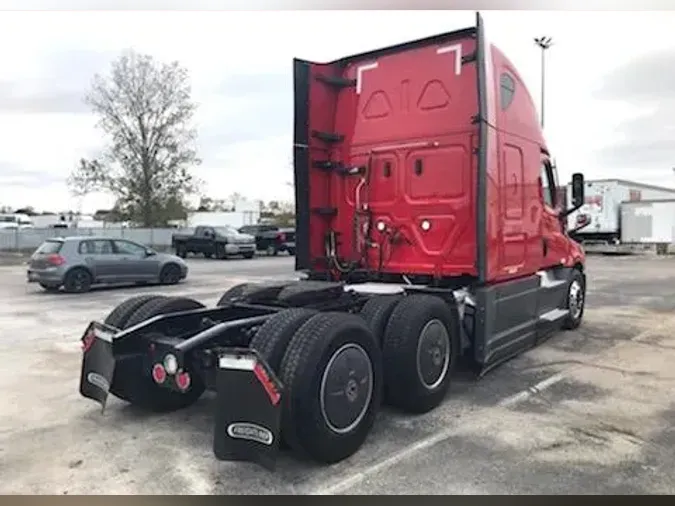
145 249 156 257
559 172 586 219
571 172 585 209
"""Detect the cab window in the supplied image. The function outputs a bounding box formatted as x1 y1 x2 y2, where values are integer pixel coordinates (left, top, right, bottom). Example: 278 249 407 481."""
540 160 556 208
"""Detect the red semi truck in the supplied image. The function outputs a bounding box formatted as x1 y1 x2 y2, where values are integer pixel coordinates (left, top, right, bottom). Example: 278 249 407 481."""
78 13 586 470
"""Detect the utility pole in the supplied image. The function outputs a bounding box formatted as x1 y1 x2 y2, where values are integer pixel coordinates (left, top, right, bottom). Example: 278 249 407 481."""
534 36 553 129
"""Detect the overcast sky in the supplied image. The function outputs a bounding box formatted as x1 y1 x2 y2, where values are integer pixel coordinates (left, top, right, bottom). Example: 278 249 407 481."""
1 8 674 213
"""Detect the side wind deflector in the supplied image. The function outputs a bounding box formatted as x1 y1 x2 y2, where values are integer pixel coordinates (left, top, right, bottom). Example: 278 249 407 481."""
292 58 347 273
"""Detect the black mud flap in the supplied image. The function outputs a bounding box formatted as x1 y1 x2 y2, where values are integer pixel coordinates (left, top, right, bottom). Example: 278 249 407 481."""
79 321 117 412
213 348 283 471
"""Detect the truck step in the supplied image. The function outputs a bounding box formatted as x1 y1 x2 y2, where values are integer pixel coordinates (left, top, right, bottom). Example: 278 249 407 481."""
538 308 569 322
312 160 363 176
536 271 567 289
311 130 345 143
542 279 566 289
312 207 338 217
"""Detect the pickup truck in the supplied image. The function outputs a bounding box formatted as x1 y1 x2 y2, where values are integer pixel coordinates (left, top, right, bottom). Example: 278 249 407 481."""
171 225 256 259
237 224 295 256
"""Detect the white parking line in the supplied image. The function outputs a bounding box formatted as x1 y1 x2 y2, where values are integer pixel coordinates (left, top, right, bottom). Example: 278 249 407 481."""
497 371 568 408
309 424 472 495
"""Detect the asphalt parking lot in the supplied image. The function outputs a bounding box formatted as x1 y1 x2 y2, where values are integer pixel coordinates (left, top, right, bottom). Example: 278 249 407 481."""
1 254 675 494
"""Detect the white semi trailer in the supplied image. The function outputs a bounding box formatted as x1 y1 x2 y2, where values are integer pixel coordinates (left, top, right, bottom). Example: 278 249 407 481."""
566 179 675 253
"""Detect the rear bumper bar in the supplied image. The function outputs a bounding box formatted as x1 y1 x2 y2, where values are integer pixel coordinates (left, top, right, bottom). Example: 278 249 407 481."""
79 321 284 470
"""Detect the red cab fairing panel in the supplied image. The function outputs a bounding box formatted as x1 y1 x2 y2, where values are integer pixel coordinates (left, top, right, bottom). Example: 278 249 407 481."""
293 28 480 280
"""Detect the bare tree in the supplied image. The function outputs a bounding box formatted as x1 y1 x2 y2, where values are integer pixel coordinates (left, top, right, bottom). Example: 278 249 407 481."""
68 50 201 226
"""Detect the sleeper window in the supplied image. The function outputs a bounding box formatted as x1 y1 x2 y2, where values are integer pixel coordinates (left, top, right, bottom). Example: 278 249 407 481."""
500 73 516 110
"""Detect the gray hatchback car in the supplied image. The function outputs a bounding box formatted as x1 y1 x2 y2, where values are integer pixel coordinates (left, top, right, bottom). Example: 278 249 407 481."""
27 236 189 293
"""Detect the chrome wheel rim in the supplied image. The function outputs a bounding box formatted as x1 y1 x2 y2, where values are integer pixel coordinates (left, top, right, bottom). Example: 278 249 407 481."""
569 279 584 319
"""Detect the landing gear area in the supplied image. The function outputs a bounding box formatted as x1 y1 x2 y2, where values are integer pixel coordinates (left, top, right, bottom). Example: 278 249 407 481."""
79 271 584 469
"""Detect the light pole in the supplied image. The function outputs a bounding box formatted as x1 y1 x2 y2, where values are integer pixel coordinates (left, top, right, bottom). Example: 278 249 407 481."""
534 36 553 129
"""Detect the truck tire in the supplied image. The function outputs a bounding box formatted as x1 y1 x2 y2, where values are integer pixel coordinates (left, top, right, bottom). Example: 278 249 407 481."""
215 244 227 260
110 296 207 412
249 308 318 373
382 294 459 414
562 269 585 330
279 312 383 464
266 244 278 256
124 295 204 330
216 283 251 306
104 294 167 329
359 295 403 345
175 245 187 258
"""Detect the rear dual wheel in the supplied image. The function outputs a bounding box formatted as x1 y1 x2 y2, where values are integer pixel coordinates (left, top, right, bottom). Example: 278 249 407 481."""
250 310 383 464
361 294 459 414
381 295 459 413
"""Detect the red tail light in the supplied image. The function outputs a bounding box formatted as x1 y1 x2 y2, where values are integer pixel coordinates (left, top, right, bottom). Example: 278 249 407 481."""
277 232 286 242
46 254 65 266
152 363 167 384
175 371 191 391
81 332 95 353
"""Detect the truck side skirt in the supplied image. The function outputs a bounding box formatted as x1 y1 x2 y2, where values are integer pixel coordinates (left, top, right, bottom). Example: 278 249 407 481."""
470 266 575 372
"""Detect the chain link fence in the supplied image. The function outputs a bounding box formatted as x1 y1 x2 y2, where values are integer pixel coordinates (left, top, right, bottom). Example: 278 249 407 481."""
0 227 191 254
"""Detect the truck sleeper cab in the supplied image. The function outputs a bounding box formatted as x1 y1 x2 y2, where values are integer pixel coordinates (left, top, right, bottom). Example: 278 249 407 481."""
78 13 587 470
